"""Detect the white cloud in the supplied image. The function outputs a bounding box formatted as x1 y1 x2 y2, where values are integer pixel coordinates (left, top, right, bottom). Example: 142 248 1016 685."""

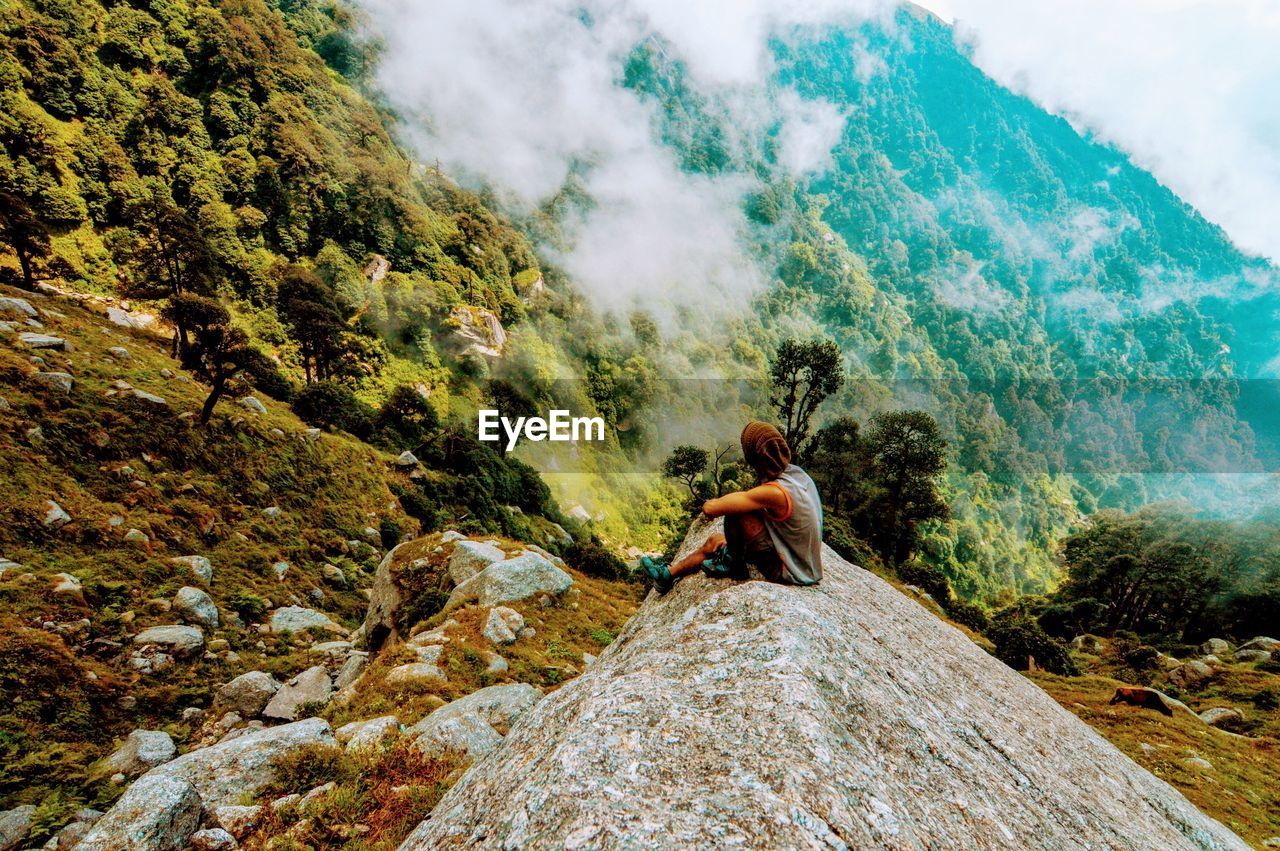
355 0 887 319
915 0 1280 266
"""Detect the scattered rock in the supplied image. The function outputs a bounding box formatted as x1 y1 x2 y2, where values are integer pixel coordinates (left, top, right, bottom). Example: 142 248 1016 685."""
271 560 288 579
34 371 74 392
1199 638 1231 656
301 781 335 809
408 683 541 762
19 332 68 350
447 552 573 608
333 651 369 691
1166 659 1214 690
262 666 333 721
485 653 509 675
108 345 131 360
270 606 348 636
0 296 38 317
238 396 266 414
321 563 346 587
173 586 218 629
1184 756 1213 770
44 500 72 529
0 805 36 851
449 540 505 584
106 307 155 330
131 388 168 406
449 304 506 358
124 527 150 544
262 506 281 519
440 530 467 543
52 571 82 598
567 505 592 524
1199 707 1243 728
336 715 400 750
386 662 447 686
217 671 282 717
1238 636 1280 653
76 773 201 851
104 729 177 776
133 625 204 657
1070 635 1106 653
482 606 525 645
1234 649 1272 663
210 805 260 840
363 541 414 651
150 718 335 810
188 827 237 850
395 450 420 467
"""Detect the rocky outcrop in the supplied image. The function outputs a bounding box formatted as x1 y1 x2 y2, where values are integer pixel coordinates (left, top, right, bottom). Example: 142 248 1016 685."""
446 551 572 608
75 774 201 851
449 305 507 359
402 519 1247 850
262 666 332 721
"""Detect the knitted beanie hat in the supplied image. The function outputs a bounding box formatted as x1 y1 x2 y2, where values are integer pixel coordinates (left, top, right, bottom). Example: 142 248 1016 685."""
740 421 791 480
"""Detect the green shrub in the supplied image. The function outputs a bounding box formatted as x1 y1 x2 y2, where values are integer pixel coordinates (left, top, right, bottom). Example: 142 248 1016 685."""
896 560 952 605
264 742 344 798
291 382 375 438
987 607 1078 675
946 597 990 632
226 591 268 622
565 538 628 582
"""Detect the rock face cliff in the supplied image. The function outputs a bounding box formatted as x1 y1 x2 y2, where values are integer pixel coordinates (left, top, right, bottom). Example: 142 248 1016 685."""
401 519 1247 850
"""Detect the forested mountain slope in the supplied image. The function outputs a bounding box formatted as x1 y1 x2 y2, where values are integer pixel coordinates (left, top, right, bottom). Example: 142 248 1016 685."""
622 5 1277 596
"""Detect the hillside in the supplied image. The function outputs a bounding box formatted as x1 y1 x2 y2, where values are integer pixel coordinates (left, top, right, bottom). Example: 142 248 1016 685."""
620 5 1278 599
0 285 646 847
401 519 1247 850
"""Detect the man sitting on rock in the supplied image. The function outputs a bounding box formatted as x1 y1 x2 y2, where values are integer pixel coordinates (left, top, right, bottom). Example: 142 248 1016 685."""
642 421 824 592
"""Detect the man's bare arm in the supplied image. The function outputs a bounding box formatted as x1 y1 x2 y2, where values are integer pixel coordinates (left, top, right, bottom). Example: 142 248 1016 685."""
702 484 787 517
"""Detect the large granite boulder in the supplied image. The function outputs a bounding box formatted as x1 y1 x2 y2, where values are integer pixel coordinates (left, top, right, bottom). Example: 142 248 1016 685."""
446 552 572 608
216 671 282 717
146 717 334 809
262 666 332 721
132 625 204 657
448 540 505 584
103 729 177 776
402 518 1247 850
269 606 347 636
75 774 201 851
408 683 541 762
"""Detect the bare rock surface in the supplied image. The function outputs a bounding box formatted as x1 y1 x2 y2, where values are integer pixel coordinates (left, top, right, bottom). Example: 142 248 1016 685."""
446 551 572 608
75 773 201 850
403 518 1247 850
146 717 335 809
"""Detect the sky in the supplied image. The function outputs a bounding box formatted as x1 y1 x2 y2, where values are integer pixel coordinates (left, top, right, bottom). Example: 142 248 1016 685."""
916 0 1280 266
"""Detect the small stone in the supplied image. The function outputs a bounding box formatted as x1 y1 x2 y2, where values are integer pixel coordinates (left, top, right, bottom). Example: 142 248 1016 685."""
270 606 348 636
108 346 131 360
44 500 72 528
1198 707 1243 728
34 371 74 392
482 606 525 645
19 332 68 350
173 586 219 629
301 781 335 808
172 555 214 584
262 506 281 519
239 396 267 414
321 563 346 587
189 827 237 850
271 560 289 579
131 388 168 406
485 652 509 675
386 662 447 685
1184 756 1213 770
133 625 204 657
395 450 419 467
124 527 150 543
211 805 261 840
449 540 506 584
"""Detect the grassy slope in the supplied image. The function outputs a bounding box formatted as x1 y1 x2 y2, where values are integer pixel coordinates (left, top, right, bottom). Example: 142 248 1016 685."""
0 283 416 814
1034 665 1280 846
